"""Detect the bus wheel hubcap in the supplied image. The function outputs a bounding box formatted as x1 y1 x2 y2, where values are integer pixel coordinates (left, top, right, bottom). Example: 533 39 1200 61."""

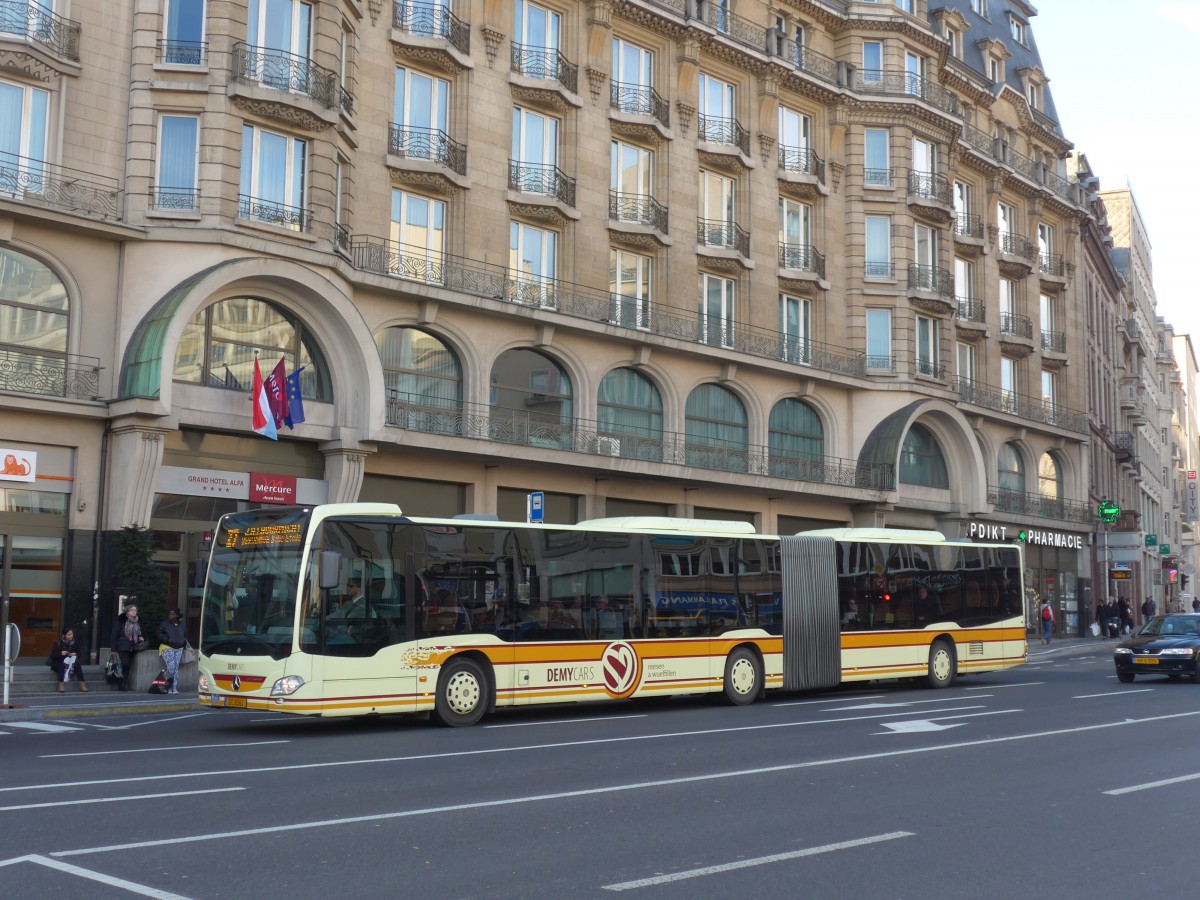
446 672 480 714
730 658 755 695
932 651 950 680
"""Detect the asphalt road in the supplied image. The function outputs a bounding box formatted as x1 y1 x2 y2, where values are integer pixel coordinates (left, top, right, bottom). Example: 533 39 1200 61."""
1 643 1196 899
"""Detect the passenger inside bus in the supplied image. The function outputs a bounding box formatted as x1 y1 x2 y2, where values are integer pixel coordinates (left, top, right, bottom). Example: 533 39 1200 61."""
914 584 943 623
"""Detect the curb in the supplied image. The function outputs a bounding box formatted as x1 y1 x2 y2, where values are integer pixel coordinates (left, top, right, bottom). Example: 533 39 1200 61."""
0 699 203 723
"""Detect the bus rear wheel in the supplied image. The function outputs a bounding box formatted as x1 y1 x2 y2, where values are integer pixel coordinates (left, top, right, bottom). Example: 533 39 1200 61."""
434 657 489 727
722 647 761 705
926 639 956 689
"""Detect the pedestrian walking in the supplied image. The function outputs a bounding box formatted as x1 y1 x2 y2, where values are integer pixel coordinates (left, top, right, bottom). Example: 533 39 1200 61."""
50 628 88 693
109 603 148 691
1141 596 1156 622
1192 597 1200 614
1039 599 1055 644
1119 598 1133 635
1095 599 1108 638
157 607 187 694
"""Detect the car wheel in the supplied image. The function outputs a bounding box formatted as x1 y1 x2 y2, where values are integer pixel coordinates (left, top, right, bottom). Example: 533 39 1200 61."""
1116 672 1135 683
1192 666 1200 685
926 639 956 689
722 647 761 706
434 656 489 727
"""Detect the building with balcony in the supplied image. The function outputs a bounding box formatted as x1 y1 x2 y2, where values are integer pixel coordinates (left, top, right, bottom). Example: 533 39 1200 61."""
0 0 1104 657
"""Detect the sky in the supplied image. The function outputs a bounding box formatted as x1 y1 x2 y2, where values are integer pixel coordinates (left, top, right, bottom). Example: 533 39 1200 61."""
1032 1 1200 342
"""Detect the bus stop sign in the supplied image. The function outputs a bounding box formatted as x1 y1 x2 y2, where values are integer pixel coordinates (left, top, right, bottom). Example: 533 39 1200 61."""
527 491 544 524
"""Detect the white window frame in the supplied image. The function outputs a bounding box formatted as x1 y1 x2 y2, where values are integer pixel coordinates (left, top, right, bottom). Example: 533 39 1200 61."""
612 36 652 90
905 51 925 95
248 0 311 57
509 220 557 306
512 106 559 172
864 127 890 186
699 169 735 243
0 78 49 166
391 189 445 284
955 257 974 301
1040 293 1056 335
239 124 307 229
778 106 810 153
699 272 735 348
780 293 811 365
916 314 940 376
914 222 937 269
155 113 200 209
163 0 207 64
866 215 891 277
779 197 812 247
611 139 652 201
997 201 1015 236
1038 222 1054 258
956 341 975 385
913 137 937 175
610 248 652 330
1009 16 1026 46
866 308 892 370
394 67 450 134
1001 356 1018 411
515 0 560 51
698 73 735 143
1041 369 1058 419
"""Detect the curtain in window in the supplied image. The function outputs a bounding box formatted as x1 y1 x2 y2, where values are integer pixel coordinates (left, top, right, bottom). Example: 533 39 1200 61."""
158 116 198 198
998 443 1024 493
598 368 661 437
377 327 461 410
900 423 948 488
769 399 822 460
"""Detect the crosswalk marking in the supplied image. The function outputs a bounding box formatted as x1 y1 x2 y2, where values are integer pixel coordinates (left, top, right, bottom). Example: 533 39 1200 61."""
1 722 83 733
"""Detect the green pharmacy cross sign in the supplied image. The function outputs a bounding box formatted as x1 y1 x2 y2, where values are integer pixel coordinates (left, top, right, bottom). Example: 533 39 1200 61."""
1097 501 1120 524
1146 534 1159 549
1160 544 1171 555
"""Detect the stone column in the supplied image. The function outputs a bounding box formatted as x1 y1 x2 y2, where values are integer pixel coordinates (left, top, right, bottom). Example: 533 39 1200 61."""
106 425 170 529
320 442 372 504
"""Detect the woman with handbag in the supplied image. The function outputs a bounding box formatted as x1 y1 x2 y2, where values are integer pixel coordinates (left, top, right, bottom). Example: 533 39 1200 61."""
50 628 88 693
109 603 147 691
157 607 187 694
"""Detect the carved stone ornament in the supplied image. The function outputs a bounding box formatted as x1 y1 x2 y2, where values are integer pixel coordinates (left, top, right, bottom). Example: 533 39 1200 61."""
367 0 384 22
587 67 608 104
953 324 983 342
482 28 504 67
609 116 667 147
1041 355 1066 372
230 94 328 133
998 339 1033 358
829 161 845 193
511 82 577 114
607 228 662 251
677 102 694 136
758 134 775 167
387 167 463 196
508 200 569 228
694 254 745 274
998 258 1033 279
0 48 59 82
778 277 818 296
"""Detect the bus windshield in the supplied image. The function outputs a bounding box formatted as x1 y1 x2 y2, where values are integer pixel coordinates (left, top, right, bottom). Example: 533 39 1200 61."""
200 508 311 658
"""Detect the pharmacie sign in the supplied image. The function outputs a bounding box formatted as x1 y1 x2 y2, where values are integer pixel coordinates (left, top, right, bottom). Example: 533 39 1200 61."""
965 521 1084 549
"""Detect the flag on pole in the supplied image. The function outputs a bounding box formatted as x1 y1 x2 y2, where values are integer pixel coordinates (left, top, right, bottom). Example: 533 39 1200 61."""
251 356 277 440
264 357 290 429
284 365 307 428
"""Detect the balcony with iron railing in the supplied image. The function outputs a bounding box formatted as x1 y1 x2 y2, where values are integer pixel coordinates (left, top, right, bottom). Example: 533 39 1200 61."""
865 260 895 279
989 486 1093 524
954 377 1088 434
778 145 825 181
999 230 1038 261
510 42 578 94
384 392 894 491
150 185 199 212
0 0 80 61
231 42 338 108
392 0 470 55
999 312 1034 340
908 171 951 205
0 348 101 400
697 114 751 157
864 167 894 188
773 37 838 84
509 160 576 207
959 123 1080 205
915 358 947 379
778 242 825 279
608 191 669 234
953 212 984 240
0 152 122 220
694 1 771 55
697 218 750 258
865 355 894 372
907 264 954 299
1113 430 1135 459
853 70 959 115
156 38 206 65
1039 253 1065 278
334 223 351 254
956 297 985 324
237 194 311 232
610 81 669 129
347 234 868 379
1041 329 1066 353
389 123 467 176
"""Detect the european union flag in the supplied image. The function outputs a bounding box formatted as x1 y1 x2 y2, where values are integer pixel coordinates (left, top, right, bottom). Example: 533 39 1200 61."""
284 366 306 428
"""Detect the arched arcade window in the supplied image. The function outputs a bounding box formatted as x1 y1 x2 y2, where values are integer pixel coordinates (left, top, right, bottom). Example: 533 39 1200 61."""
597 367 662 460
768 398 823 479
376 326 462 411
900 422 948 489
0 247 77 395
998 442 1025 494
173 297 331 401
490 348 573 450
685 383 748 473
1038 451 1062 499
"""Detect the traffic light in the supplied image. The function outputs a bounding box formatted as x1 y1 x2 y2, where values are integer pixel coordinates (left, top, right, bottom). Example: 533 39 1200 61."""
1183 574 1190 591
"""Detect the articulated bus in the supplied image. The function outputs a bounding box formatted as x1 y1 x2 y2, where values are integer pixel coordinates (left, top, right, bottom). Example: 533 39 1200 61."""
197 503 1026 725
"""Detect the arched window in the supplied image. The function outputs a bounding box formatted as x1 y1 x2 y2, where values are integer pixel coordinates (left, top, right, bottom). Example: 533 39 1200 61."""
173 297 331 400
1038 452 1061 499
685 384 748 473
0 247 75 395
998 442 1025 494
597 368 662 461
376 327 461 412
769 398 823 480
900 422 948 488
490 349 572 450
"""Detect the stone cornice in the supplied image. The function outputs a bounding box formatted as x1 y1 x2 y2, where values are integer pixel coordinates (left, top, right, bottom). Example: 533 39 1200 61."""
612 0 687 41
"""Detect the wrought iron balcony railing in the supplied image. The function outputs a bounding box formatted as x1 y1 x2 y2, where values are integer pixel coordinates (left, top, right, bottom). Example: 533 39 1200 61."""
157 38 206 65
1041 330 1066 353
695 1 770 55
237 194 311 231
961 122 996 157
334 223 351 253
775 38 838 84
0 0 79 60
608 190 668 233
854 70 959 115
988 486 1093 525
384 392 893 490
999 312 1033 339
150 185 199 211
956 297 985 323
908 264 953 298
953 212 984 239
610 81 669 128
954 377 1087 434
915 358 946 379
864 167 893 187
232 42 338 108
697 218 750 257
0 348 100 400
908 171 951 204
339 86 355 116
866 355 894 372
865 260 895 278
999 230 1038 260
0 152 122 219
778 242 825 278
778 145 824 180
392 0 470 55
348 234 867 379
1000 144 1039 182
389 123 467 175
697 114 751 156
508 160 576 207
510 41 578 94
1113 430 1134 452
1039 253 1064 277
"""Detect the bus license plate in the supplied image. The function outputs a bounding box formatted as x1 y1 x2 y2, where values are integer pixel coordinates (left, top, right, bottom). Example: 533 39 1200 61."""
226 696 248 708
1134 658 1159 665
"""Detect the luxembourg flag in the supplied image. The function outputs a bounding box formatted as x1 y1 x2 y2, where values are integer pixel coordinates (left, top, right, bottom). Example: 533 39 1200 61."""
251 356 277 440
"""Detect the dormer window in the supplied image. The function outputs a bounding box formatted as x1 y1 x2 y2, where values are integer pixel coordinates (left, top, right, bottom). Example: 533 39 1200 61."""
1009 16 1027 46
989 57 1002 82
969 0 987 15
945 27 961 59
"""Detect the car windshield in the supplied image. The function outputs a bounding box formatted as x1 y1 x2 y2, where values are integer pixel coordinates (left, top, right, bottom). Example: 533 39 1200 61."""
1139 616 1200 637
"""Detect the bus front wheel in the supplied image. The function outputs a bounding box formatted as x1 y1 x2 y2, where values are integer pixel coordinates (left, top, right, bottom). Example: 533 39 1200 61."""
926 639 956 689
434 657 489 727
722 647 761 705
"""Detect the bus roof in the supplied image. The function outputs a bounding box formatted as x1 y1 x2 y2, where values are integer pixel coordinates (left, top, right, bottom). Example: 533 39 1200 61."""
796 527 947 542
576 516 757 535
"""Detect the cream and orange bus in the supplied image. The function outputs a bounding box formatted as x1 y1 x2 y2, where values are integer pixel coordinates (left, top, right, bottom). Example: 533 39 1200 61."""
197 503 1026 725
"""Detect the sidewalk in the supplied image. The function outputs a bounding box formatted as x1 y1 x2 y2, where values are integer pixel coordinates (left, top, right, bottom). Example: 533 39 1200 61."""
1 664 202 723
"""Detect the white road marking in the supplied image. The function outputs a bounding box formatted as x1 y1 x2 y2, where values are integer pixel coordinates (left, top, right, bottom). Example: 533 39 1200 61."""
826 697 991 711
601 831 915 890
0 787 243 811
771 693 886 707
964 682 1043 690
875 710 1017 734
1105 772 1200 796
41 740 289 759
2 722 81 733
43 710 1200 859
1073 689 1155 699
107 712 209 730
486 714 649 729
0 854 191 899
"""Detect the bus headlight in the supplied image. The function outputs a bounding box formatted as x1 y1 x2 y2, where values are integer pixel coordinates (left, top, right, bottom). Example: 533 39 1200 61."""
198 673 210 691
271 675 305 696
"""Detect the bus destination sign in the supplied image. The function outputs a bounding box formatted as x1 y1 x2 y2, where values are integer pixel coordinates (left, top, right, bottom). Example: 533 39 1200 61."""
223 523 304 549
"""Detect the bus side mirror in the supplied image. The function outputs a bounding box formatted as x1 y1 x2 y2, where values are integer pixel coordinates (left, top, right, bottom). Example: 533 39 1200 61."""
318 551 341 590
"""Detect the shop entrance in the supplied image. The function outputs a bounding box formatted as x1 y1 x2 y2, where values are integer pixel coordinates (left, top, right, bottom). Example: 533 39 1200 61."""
0 528 67 659
152 528 213 647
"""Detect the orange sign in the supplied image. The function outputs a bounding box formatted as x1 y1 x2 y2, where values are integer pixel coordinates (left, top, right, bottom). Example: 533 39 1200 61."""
0 448 36 483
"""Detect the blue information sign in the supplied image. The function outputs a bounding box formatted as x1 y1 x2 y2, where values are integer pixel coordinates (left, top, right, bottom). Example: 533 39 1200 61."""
527 491 545 524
